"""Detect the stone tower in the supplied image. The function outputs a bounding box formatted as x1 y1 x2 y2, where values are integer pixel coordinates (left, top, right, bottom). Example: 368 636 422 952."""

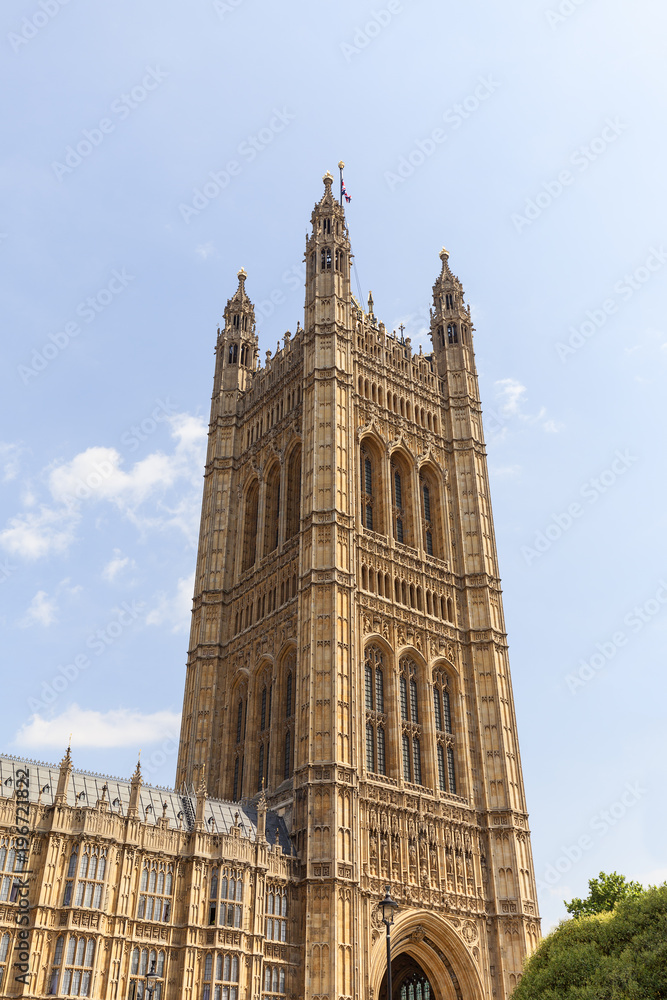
177 172 540 1000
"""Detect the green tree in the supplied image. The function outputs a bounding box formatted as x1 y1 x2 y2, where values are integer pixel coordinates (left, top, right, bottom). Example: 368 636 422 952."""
565 871 645 919
511 882 667 1000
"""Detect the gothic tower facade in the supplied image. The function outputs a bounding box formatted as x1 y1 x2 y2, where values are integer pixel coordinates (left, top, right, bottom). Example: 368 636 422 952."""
177 173 540 1000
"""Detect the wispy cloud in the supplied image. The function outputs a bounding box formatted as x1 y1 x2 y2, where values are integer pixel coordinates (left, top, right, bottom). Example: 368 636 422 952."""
492 378 564 437
0 413 206 561
15 704 181 749
17 578 82 628
195 242 216 259
102 549 135 582
146 573 194 633
19 590 58 627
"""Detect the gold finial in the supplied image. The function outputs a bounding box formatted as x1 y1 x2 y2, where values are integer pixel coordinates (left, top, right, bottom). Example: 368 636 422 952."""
439 247 450 261
338 160 345 170
323 170 334 185
237 267 247 282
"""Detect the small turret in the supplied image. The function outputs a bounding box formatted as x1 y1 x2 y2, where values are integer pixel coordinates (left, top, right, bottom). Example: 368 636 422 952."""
54 742 73 807
430 247 474 373
217 268 258 393
127 755 142 819
304 171 352 333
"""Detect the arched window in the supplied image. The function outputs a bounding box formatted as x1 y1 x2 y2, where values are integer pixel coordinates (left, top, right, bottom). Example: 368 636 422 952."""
263 463 281 556
0 931 11 990
399 657 423 785
391 454 413 546
228 343 239 363
242 480 259 572
285 445 301 539
361 449 374 530
137 861 173 923
434 670 457 795
364 646 386 776
420 467 444 559
55 936 95 998
447 323 458 345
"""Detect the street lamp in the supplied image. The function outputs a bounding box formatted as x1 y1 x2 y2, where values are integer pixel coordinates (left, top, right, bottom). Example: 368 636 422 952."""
144 959 161 1000
379 886 399 1000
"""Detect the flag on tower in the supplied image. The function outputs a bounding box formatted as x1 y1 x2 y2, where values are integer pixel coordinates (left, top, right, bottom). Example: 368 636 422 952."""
341 179 351 203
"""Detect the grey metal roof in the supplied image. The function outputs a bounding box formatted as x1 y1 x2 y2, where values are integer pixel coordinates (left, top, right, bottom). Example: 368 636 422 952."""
0 753 295 855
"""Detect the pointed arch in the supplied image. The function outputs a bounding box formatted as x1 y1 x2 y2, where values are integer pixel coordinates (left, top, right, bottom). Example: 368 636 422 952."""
285 442 302 540
263 461 281 556
242 478 259 572
419 461 446 559
390 448 415 547
359 435 386 535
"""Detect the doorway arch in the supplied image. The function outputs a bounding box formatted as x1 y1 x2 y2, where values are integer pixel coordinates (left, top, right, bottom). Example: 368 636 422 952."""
370 910 485 1000
378 953 434 1000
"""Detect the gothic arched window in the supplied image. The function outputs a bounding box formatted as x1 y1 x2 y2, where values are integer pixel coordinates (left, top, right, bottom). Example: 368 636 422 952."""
242 480 259 572
399 657 423 785
263 463 281 556
391 454 413 546
286 445 301 540
434 670 457 795
364 646 387 776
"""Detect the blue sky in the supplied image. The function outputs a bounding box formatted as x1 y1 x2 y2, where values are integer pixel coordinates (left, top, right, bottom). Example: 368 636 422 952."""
1 0 666 932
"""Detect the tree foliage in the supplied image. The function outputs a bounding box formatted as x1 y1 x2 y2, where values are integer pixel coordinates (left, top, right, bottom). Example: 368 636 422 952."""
512 881 667 1000
565 871 645 919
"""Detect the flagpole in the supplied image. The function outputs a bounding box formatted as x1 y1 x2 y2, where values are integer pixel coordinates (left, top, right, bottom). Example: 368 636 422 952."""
338 160 345 207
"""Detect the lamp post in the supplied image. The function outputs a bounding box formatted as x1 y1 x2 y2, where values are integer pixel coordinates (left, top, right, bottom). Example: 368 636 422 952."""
379 886 399 1000
144 959 161 1000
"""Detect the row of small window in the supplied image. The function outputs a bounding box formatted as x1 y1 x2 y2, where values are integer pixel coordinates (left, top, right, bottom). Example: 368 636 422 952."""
232 729 293 801
49 935 95 997
202 953 240 1000
0 841 28 873
362 450 443 557
360 568 454 621
245 389 301 449
436 322 467 347
236 670 293 742
128 949 166 1000
358 380 439 432
226 341 251 366
63 844 107 908
366 726 456 793
310 247 346 272
233 573 298 634
241 446 302 572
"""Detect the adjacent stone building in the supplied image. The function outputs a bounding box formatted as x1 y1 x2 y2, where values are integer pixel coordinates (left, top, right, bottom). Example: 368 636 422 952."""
3 172 540 999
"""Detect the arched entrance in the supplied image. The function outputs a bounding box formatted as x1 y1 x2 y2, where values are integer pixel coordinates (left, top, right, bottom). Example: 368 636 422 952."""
369 910 486 1000
379 954 434 1000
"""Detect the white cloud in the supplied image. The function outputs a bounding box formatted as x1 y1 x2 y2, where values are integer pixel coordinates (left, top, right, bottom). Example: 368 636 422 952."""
0 504 78 559
0 413 207 560
102 549 135 582
0 442 24 482
15 704 182 749
195 242 216 259
146 573 194 633
495 378 527 417
492 378 563 436
17 578 81 628
19 590 58 627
